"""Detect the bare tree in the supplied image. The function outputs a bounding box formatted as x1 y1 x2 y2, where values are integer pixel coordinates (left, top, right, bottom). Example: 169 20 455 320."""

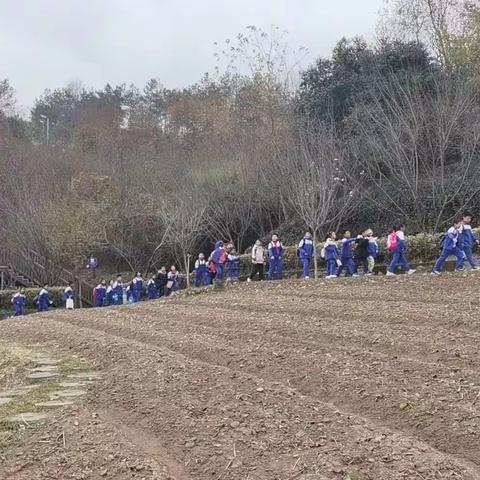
379 0 473 66
348 73 480 231
282 126 358 278
164 194 207 287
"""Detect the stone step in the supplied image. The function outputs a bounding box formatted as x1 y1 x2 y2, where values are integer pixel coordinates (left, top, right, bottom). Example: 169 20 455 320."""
50 390 86 399
29 366 59 373
34 400 75 408
32 358 60 366
66 372 99 380
6 412 49 424
59 382 92 388
0 385 39 397
26 372 59 382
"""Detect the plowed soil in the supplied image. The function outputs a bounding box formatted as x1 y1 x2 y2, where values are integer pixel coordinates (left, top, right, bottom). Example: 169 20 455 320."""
2 273 480 479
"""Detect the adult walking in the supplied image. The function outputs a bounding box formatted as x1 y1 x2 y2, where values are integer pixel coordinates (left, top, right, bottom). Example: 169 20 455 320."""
247 240 266 282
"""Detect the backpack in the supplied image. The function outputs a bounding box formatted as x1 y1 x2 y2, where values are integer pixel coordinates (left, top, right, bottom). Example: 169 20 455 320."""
438 234 446 252
320 247 326 259
387 232 398 252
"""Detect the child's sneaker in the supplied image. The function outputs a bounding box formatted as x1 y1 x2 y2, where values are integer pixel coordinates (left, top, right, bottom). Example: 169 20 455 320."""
432 270 441 276
407 269 416 275
386 271 396 276
246 278 252 283
304 276 310 280
472 266 480 271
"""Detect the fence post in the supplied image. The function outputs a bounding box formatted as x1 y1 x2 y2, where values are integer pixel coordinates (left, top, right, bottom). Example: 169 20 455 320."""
79 281 83 309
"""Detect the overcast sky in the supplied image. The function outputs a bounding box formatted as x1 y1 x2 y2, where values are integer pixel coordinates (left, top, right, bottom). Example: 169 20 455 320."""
1 0 384 114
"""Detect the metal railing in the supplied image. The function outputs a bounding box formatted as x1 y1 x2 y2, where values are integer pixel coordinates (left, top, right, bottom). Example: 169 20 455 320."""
0 248 94 307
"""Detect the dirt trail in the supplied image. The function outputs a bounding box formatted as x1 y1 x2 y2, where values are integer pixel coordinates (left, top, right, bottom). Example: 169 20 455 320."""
1 273 480 479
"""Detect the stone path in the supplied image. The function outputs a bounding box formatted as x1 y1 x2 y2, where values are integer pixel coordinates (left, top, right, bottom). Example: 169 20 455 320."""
0 353 97 431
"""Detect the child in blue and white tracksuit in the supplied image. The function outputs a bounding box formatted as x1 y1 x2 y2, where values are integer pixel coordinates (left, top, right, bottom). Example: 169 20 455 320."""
324 232 339 278
366 230 378 274
458 213 480 271
195 253 211 286
210 241 228 281
387 225 416 276
112 276 124 305
64 282 74 309
132 273 144 303
94 280 107 307
433 222 466 275
268 235 284 280
298 232 314 279
227 249 240 282
337 230 355 277
37 285 51 312
147 274 158 299
11 289 27 316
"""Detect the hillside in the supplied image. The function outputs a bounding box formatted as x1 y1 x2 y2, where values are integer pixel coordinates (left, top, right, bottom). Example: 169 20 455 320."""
1 273 480 479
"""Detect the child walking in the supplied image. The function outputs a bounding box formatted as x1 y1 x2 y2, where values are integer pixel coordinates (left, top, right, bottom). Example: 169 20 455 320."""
323 232 340 279
354 232 370 275
366 229 378 275
166 265 180 296
147 274 158 299
195 253 211 286
209 241 228 281
132 272 144 303
37 285 51 312
458 212 480 271
227 248 240 282
11 289 27 316
337 230 356 277
432 221 466 275
268 234 284 280
64 282 74 309
298 231 314 279
248 240 265 282
386 225 416 276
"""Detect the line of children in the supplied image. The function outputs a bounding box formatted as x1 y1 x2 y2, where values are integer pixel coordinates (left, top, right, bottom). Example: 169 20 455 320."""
9 216 480 318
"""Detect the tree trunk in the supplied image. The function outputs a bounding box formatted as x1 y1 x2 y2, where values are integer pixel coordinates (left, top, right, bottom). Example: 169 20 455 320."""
185 254 191 288
313 230 318 279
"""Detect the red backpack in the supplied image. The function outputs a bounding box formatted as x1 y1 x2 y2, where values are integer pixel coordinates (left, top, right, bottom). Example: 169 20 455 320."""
387 232 398 252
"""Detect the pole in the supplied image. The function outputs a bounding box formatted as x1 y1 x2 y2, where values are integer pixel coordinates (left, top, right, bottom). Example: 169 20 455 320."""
186 254 191 288
46 117 50 146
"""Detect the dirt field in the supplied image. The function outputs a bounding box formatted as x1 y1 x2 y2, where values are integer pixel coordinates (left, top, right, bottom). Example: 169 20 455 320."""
2 273 480 479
